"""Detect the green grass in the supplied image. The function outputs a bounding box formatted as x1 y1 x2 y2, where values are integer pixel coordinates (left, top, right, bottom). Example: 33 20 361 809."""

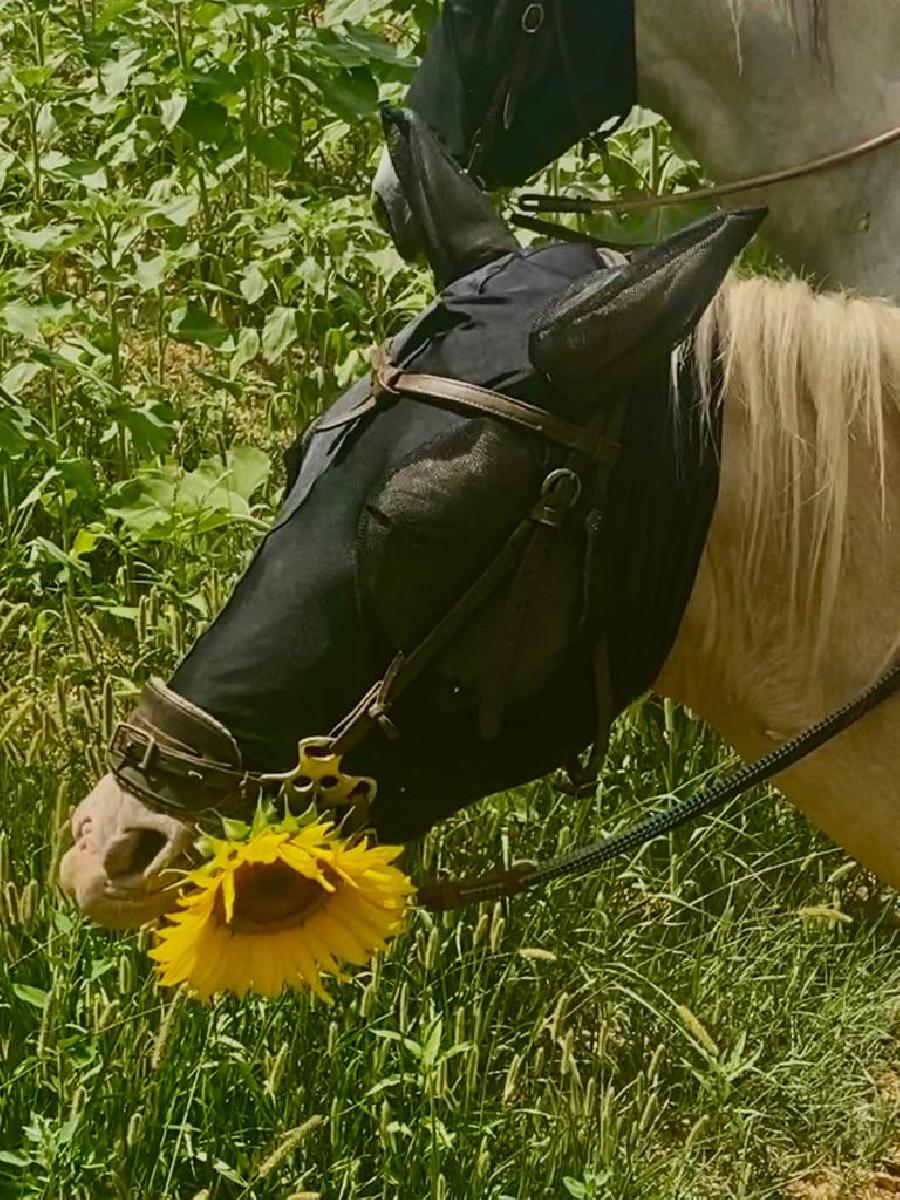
0 0 897 1197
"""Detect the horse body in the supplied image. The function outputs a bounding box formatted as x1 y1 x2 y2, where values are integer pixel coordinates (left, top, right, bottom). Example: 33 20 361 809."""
637 0 900 297
659 277 900 887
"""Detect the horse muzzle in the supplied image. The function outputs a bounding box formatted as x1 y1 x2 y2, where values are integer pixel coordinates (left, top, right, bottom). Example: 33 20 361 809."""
372 148 425 262
59 774 195 929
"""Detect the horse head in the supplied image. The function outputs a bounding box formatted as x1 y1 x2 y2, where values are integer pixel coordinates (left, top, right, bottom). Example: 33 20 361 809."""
61 108 762 929
373 0 637 261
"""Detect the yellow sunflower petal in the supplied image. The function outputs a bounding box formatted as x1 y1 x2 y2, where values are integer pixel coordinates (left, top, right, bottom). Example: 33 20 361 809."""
149 811 414 1001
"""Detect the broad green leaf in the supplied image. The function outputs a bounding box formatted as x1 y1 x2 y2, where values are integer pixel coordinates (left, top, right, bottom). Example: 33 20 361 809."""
160 91 187 132
1 299 74 340
0 149 17 189
248 124 298 173
322 0 395 24
231 327 259 373
169 302 232 350
179 99 230 145
111 405 173 454
4 222 76 253
133 253 168 293
261 306 299 362
101 48 143 97
57 457 96 499
1 360 45 394
316 69 378 121
95 0 138 31
0 1151 29 1167
149 192 199 227
239 263 268 304
55 159 108 190
221 445 271 502
0 401 33 457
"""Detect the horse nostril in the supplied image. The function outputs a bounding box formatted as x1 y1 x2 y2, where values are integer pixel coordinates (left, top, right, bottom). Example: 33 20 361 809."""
103 829 169 879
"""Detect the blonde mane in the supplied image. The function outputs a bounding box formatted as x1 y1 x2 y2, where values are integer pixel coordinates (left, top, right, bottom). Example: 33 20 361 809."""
694 274 900 651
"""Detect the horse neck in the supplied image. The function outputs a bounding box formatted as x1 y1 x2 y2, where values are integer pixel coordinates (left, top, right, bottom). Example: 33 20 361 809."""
635 0 900 299
655 277 900 887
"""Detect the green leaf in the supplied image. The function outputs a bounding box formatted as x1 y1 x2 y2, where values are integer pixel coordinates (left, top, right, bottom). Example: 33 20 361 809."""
58 456 96 499
111 403 173 454
134 253 168 293
169 302 232 350
149 192 199 227
248 123 298 173
0 149 18 189
322 0 395 24
316 69 378 121
54 159 109 190
12 983 49 1009
1 360 45 394
221 445 271 502
160 90 187 133
101 48 143 97
421 1018 443 1069
94 0 138 31
72 527 100 557
3 222 76 253
0 1150 29 1167
231 327 259 374
0 403 35 458
261 306 299 362
179 99 230 145
1 299 74 340
239 262 268 304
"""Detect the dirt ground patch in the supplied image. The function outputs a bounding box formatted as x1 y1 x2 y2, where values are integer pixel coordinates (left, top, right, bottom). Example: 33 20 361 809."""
786 1169 900 1199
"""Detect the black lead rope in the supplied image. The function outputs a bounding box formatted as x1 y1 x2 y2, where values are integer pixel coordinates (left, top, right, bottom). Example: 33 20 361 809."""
416 659 900 909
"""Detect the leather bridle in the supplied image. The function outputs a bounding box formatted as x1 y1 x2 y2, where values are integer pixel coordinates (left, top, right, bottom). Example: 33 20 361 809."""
518 123 900 221
110 342 630 831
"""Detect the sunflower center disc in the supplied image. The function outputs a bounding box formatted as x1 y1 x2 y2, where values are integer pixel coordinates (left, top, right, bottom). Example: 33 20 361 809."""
220 862 330 934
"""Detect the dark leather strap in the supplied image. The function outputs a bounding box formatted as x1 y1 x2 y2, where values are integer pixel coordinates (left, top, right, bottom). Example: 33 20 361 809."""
478 468 582 738
313 344 621 464
109 679 252 817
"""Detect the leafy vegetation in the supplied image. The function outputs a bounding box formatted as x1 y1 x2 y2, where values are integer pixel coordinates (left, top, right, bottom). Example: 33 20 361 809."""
0 0 897 1197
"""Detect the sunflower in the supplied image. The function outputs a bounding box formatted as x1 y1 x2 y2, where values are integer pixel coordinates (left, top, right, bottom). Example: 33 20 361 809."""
149 815 413 1002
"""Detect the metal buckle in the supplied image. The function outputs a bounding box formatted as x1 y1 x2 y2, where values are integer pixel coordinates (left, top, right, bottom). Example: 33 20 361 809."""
113 723 159 774
137 732 158 772
540 467 582 506
532 467 583 527
521 2 544 33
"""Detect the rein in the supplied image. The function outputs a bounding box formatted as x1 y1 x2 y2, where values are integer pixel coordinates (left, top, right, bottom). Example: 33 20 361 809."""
517 123 900 218
418 659 900 908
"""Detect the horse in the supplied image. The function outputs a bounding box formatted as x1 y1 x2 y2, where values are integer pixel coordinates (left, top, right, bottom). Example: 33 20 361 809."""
373 0 900 299
60 109 900 934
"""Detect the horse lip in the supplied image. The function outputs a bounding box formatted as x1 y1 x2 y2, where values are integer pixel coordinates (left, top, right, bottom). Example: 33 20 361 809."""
101 875 183 901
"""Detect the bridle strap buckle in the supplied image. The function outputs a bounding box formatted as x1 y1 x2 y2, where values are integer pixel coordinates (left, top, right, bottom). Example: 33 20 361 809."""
371 343 402 393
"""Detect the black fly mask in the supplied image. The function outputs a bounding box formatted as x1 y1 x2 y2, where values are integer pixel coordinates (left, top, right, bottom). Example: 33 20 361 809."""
408 0 637 187
111 110 764 843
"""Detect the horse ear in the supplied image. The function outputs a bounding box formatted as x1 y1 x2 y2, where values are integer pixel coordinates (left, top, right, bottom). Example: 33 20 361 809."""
528 208 767 400
381 106 518 289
